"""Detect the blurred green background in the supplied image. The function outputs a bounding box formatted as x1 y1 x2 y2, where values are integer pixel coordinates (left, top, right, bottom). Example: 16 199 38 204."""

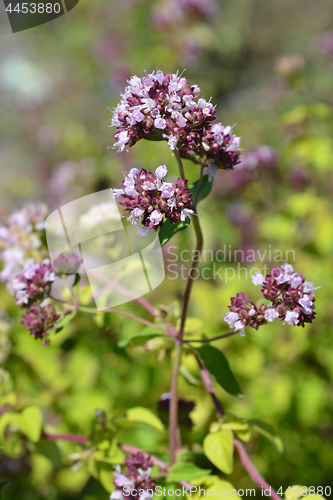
0 0 333 498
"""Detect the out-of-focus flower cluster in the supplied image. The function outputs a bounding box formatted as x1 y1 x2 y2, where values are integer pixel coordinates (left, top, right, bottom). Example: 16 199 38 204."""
224 263 318 336
111 453 155 500
151 0 216 29
228 145 277 190
113 166 195 237
111 70 241 170
0 203 48 286
0 203 65 344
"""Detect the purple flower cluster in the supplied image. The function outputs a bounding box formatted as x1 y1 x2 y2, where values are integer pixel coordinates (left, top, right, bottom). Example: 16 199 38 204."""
111 70 241 170
0 204 62 343
111 453 155 500
22 302 60 346
0 203 48 285
230 145 277 189
151 0 216 29
12 259 55 306
224 263 319 336
113 166 195 237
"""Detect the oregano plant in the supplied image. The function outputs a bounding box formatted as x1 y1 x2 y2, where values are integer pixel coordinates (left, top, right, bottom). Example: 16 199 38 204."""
0 70 323 500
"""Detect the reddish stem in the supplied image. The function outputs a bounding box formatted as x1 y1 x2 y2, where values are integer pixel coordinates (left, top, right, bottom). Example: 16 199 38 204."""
41 432 87 444
233 439 281 500
41 433 191 489
182 331 237 343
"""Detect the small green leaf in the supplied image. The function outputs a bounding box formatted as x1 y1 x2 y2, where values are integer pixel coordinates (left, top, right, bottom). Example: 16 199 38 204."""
222 414 249 431
72 273 80 287
20 406 43 443
205 477 242 500
248 419 283 453
235 428 251 443
196 345 243 396
143 131 164 142
189 175 214 204
221 415 251 443
126 407 164 431
203 428 234 474
117 326 166 348
169 462 211 482
55 311 77 333
158 219 191 248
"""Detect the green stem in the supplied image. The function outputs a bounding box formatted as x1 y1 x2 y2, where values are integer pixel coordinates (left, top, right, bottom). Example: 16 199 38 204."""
182 330 237 343
178 215 203 339
169 341 182 465
78 306 172 336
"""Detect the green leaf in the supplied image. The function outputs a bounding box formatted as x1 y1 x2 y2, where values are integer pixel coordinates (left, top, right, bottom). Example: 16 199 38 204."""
222 414 249 431
99 468 116 493
20 406 43 443
248 419 283 453
196 345 243 396
203 428 234 474
234 428 251 443
117 326 166 348
221 414 251 442
205 477 242 500
55 311 77 333
189 175 214 204
143 131 164 142
169 462 211 482
158 219 191 248
35 440 62 468
126 407 164 431
0 481 10 498
72 273 80 287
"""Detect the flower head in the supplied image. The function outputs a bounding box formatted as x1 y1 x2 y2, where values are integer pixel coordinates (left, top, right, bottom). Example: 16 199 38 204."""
224 264 319 336
113 166 194 236
12 259 55 306
111 453 156 500
111 70 241 170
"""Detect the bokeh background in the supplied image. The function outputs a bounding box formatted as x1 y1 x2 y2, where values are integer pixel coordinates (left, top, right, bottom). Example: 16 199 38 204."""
0 0 333 498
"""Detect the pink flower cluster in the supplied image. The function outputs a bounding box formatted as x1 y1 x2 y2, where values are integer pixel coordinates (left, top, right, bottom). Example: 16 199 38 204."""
111 70 241 170
224 264 318 336
151 0 217 29
21 302 60 346
111 453 156 500
0 203 62 344
0 203 48 285
113 166 195 237
12 259 55 306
